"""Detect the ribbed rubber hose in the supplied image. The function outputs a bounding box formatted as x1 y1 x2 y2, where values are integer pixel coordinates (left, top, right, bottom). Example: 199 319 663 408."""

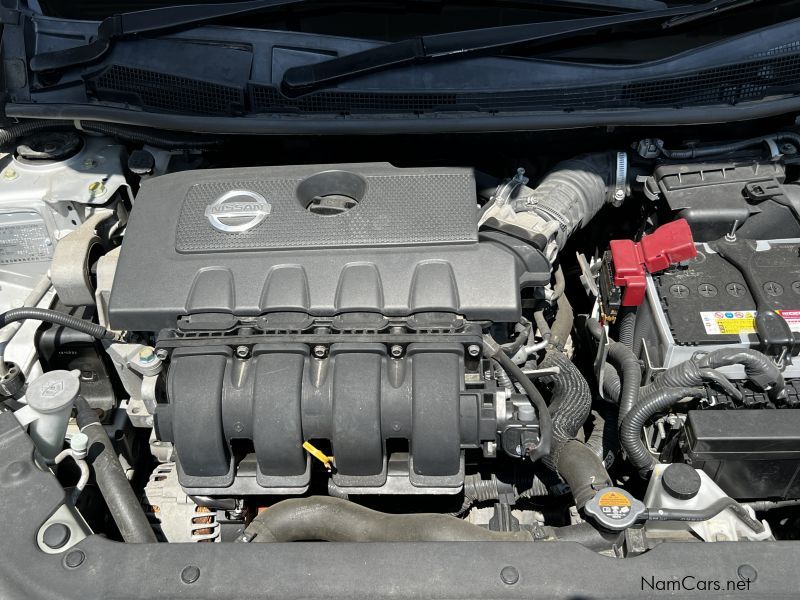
616 307 637 350
511 153 620 251
539 349 612 508
243 497 537 542
0 119 221 149
642 347 784 400
74 398 156 543
602 363 622 403
586 318 641 423
696 348 784 398
607 342 641 424
453 473 550 515
619 386 705 472
549 293 574 352
584 407 619 468
0 308 116 340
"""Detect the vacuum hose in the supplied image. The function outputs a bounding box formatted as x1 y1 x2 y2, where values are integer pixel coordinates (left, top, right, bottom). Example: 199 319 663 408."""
74 398 156 543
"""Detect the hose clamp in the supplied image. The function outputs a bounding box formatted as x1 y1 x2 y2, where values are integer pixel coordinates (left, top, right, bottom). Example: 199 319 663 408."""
612 152 628 207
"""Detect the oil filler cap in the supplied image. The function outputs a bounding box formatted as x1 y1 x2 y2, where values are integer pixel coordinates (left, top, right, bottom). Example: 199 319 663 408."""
584 487 646 531
661 463 701 500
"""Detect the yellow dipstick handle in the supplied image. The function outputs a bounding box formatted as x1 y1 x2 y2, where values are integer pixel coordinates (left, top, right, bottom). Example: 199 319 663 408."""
303 441 334 471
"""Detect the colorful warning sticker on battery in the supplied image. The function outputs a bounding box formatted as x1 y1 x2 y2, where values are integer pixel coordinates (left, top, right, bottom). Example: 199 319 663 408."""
701 309 800 335
596 490 632 521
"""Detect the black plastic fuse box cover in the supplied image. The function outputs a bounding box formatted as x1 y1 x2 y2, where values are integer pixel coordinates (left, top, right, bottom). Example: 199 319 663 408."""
684 409 800 500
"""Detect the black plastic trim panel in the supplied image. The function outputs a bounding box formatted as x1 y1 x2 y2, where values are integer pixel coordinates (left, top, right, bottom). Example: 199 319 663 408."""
8 95 800 135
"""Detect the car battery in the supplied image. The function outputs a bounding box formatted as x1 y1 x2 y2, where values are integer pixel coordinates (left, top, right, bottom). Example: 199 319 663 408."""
641 238 800 379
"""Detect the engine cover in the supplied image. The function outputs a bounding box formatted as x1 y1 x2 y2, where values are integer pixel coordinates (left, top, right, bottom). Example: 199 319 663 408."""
109 163 542 330
109 163 549 494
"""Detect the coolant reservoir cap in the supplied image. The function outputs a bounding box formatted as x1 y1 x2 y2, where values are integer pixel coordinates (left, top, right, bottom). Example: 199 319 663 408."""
584 487 646 531
26 370 81 413
661 463 702 500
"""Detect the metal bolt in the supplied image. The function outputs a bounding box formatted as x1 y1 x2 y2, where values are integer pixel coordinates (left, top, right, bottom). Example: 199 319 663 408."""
155 348 169 361
793 281 800 295
313 345 327 358
764 281 784 297
2 168 18 181
698 283 718 298
780 143 798 155
467 344 482 357
235 345 249 359
669 284 690 298
63 550 85 569
88 181 107 197
726 282 747 297
500 566 519 585
138 347 156 364
180 565 200 584
613 188 626 202
390 345 403 358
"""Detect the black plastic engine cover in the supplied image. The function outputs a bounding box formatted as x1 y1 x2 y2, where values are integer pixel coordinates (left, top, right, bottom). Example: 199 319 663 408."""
109 163 545 331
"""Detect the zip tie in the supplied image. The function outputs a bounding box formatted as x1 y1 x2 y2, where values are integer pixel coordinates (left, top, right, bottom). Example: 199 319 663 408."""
302 441 334 471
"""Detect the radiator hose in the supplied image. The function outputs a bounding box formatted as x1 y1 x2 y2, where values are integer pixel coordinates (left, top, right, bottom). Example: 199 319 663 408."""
74 398 156 543
539 348 612 508
242 496 538 542
240 496 622 549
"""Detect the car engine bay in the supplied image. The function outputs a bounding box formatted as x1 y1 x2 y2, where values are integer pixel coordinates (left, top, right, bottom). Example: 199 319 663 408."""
3 121 800 558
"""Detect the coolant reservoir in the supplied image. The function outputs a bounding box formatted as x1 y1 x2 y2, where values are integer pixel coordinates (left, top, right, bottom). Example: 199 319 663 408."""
644 463 772 542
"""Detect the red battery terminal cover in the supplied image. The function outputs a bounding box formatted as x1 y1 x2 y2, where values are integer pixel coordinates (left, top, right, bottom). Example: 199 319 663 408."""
609 219 697 307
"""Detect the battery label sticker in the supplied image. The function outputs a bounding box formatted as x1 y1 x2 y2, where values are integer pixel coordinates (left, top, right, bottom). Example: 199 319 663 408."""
701 310 800 335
